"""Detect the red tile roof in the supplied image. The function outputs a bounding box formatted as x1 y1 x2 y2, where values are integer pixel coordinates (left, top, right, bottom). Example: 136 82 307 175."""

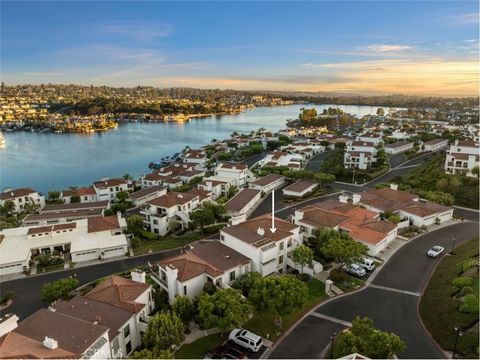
85 275 150 313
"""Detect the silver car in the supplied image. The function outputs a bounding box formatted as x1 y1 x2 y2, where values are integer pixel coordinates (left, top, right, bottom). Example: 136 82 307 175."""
427 246 444 258
342 263 366 277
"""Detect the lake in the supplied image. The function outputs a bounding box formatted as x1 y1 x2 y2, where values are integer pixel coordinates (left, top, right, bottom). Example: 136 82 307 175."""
0 104 398 193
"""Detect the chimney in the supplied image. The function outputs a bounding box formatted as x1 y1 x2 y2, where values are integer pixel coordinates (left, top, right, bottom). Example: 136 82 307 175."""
257 227 265 236
131 269 146 283
43 337 58 350
454 139 459 146
0 314 19 337
352 194 361 205
390 183 398 191
294 209 304 221
339 195 349 204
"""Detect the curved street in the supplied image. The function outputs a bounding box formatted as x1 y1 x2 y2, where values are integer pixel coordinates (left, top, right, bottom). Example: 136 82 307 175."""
268 221 479 359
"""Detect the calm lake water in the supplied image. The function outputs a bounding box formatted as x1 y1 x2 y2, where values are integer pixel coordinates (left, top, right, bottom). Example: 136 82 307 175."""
1 104 398 193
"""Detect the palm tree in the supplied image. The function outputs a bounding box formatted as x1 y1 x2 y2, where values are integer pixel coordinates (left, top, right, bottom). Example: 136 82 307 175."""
123 173 133 181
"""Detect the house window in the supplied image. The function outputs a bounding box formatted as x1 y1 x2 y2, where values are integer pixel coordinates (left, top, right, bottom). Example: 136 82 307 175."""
125 341 132 355
153 229 159 234
153 219 158 225
279 255 284 264
220 234 225 241
279 242 284 251
112 338 120 354
161 270 167 282
177 206 181 211
229 271 236 282
287 239 292 248
123 324 130 338
184 285 187 295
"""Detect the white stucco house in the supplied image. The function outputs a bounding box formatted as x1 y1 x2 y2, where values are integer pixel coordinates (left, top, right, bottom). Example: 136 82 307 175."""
155 241 251 304
0 188 45 214
93 178 130 201
214 162 249 187
444 140 479 177
141 192 200 236
0 214 128 276
219 214 303 276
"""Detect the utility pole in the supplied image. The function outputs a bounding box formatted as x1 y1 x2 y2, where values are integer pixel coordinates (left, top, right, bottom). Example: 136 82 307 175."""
452 326 462 358
450 235 457 255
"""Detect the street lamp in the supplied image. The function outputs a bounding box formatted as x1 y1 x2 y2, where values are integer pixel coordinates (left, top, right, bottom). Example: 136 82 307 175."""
330 329 336 359
450 235 457 255
452 326 462 358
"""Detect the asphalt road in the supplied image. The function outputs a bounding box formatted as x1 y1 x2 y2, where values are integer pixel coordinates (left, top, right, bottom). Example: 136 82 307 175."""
304 151 333 172
269 222 479 359
0 248 181 320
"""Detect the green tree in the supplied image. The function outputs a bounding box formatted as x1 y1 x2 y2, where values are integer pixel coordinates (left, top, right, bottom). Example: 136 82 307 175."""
298 108 318 121
292 245 313 274
123 173 133 181
47 191 63 204
41 277 79 303
249 275 308 316
387 214 401 224
231 272 263 297
190 209 215 233
333 316 406 358
197 288 253 333
313 172 336 188
203 202 227 221
376 108 385 116
143 311 184 352
127 215 144 237
70 195 81 203
0 200 15 216
130 348 174 359
116 190 129 203
472 166 479 178
320 233 368 267
172 296 195 324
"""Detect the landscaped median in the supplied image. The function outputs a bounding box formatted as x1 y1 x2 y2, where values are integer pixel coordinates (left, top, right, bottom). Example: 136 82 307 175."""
174 277 327 359
419 238 479 359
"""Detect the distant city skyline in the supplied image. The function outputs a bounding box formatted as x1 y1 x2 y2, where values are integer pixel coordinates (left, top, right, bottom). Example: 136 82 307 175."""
2 1 479 96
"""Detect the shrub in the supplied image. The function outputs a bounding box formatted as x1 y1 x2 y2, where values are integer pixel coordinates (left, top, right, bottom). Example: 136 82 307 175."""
452 277 474 288
130 237 141 249
459 295 479 314
329 268 347 283
202 282 217 295
140 230 158 240
387 215 401 224
460 286 473 297
0 291 14 305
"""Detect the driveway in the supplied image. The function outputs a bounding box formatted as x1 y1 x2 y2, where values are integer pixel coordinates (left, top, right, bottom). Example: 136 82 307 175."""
268 221 479 359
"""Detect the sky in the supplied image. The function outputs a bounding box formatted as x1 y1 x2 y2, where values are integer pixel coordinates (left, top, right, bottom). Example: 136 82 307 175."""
1 1 479 96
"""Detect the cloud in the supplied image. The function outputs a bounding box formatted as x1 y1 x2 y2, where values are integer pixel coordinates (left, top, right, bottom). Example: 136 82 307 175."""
24 72 64 76
445 12 479 26
99 22 173 41
358 44 412 52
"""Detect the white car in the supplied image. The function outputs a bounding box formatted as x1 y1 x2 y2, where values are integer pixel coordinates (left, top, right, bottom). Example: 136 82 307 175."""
427 246 444 258
342 263 366 277
228 329 263 352
359 257 376 272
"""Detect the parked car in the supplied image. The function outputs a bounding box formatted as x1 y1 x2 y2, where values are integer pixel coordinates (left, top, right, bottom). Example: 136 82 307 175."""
207 346 246 359
359 257 376 271
342 263 366 277
228 328 263 352
427 246 444 258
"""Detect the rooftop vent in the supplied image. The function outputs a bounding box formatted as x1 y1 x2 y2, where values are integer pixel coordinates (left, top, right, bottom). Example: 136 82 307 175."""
43 337 58 350
257 227 265 236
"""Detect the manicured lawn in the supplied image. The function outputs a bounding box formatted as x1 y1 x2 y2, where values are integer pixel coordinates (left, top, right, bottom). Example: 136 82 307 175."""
176 333 225 359
335 275 364 292
244 278 327 341
419 238 479 359
133 231 203 255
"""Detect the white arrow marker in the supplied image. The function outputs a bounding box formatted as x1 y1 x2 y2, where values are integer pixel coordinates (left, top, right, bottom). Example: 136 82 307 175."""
270 190 277 233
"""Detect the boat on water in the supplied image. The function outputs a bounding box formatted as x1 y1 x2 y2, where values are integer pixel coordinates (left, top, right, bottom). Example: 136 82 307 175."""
0 131 5 149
